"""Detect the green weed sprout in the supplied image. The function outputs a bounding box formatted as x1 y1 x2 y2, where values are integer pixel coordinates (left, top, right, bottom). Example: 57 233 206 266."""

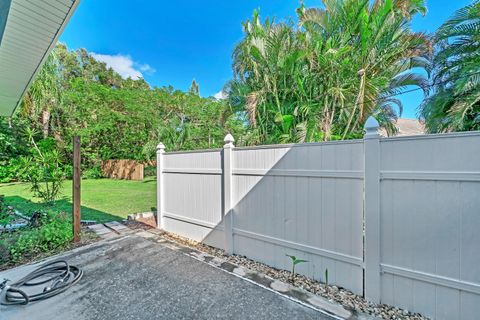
286 254 308 283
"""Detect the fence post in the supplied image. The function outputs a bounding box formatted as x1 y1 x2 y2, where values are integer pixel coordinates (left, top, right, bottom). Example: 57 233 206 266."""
156 143 166 229
223 134 235 254
364 116 381 303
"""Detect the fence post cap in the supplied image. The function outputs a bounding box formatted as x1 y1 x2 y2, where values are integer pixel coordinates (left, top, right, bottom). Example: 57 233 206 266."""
364 117 380 137
156 142 166 151
224 134 235 145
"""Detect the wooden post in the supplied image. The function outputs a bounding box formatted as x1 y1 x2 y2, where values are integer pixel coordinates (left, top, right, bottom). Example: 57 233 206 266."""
73 136 81 243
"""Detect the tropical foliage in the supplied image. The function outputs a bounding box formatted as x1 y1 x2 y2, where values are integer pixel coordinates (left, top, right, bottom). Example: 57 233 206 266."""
17 134 65 204
1 1 479 184
229 0 430 144
0 44 245 182
0 210 74 266
420 1 480 132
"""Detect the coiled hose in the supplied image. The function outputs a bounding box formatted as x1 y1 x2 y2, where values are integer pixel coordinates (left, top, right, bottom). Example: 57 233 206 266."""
0 260 83 305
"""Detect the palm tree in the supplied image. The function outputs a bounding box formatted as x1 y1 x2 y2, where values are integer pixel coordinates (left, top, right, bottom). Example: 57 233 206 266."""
231 11 302 144
20 51 62 139
230 0 430 144
420 2 480 133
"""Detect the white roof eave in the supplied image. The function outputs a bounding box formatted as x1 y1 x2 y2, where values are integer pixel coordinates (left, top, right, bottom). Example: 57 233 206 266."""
0 0 80 116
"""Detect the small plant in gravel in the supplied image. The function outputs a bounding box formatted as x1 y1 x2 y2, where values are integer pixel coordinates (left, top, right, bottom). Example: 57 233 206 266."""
324 268 330 293
286 254 308 284
157 230 428 320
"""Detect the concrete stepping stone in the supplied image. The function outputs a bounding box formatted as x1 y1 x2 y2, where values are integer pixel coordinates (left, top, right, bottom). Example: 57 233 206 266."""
104 221 129 233
88 224 115 238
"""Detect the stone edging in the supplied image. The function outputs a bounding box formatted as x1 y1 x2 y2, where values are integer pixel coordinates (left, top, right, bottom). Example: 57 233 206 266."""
140 229 377 320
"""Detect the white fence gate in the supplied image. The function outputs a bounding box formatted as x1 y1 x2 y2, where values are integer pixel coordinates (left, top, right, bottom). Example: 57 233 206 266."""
155 118 480 320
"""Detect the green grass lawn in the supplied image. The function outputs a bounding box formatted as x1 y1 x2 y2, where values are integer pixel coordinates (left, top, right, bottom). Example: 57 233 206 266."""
0 178 156 223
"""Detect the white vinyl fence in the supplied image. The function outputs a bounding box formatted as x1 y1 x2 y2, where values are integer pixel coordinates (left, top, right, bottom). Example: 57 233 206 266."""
377 133 480 320
155 118 480 320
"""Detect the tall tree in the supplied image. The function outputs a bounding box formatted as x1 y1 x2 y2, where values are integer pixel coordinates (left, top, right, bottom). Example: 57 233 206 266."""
420 2 480 132
10 44 244 173
230 0 430 144
20 52 62 139
189 79 200 96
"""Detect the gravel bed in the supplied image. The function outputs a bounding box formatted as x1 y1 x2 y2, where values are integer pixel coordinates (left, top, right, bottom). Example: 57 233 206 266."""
155 230 428 320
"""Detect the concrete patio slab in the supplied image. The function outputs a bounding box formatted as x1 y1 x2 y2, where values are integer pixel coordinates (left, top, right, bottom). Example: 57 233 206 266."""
0 234 337 320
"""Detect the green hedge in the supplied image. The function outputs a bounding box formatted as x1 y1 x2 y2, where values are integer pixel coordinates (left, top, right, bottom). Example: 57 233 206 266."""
0 211 73 265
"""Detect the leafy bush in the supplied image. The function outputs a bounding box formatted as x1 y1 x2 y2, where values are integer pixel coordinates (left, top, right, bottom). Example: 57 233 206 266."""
0 164 15 183
19 152 65 204
0 158 28 183
0 240 10 265
0 117 29 164
0 195 15 226
6 211 73 263
18 136 65 204
144 166 156 177
82 164 104 179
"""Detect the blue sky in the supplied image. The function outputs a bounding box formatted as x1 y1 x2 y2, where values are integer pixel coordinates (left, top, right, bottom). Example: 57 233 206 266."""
60 0 472 119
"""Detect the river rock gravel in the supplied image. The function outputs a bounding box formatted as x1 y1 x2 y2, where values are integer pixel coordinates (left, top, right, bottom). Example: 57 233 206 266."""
123 220 428 320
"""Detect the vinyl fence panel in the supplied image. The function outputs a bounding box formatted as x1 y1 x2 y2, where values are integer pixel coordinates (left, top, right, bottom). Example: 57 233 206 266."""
156 126 480 319
231 142 365 294
162 149 225 249
378 133 480 320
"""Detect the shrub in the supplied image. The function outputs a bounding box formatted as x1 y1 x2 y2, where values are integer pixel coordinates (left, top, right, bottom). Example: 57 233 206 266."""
144 166 156 177
0 195 15 226
18 136 65 204
0 158 28 183
0 164 14 183
7 211 73 262
19 152 65 204
0 239 10 265
82 164 104 179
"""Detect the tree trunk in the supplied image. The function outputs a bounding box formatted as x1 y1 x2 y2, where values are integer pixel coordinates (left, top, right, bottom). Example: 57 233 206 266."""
342 70 366 139
42 109 50 138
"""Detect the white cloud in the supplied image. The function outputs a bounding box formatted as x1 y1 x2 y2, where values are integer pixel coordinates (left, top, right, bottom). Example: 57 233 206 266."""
91 53 155 80
139 63 156 74
214 90 227 100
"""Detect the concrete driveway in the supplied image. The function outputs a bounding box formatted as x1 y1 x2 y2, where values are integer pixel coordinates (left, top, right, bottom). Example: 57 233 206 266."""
0 233 337 320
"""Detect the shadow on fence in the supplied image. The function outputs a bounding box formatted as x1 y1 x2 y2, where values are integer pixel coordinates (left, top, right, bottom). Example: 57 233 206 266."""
161 140 364 294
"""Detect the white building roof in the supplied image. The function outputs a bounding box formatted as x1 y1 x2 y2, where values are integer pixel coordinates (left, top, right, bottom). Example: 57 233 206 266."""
0 0 80 116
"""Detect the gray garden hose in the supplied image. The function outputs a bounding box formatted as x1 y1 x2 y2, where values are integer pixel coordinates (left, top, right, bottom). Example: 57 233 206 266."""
0 260 83 305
